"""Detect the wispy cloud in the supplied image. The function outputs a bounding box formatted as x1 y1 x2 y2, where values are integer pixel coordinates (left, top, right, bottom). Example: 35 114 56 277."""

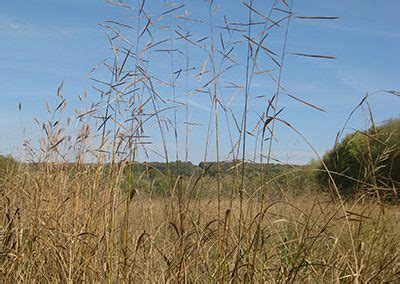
306 20 400 39
334 66 395 94
271 149 317 165
334 24 400 39
186 98 212 113
0 14 95 39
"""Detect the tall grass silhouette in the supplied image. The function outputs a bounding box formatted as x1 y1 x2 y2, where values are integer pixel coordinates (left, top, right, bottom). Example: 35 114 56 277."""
1 0 399 282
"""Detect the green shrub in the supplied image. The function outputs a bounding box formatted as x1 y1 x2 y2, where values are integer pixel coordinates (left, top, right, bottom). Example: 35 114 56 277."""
317 119 400 197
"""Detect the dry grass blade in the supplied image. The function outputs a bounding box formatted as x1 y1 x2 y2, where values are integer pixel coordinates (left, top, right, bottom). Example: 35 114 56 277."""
285 93 325 112
385 90 400 97
295 16 338 20
290 52 336 59
106 0 131 9
104 20 133 29
161 4 185 16
242 1 280 26
140 17 152 38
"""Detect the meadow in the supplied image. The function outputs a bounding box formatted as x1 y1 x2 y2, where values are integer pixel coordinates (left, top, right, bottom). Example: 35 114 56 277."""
1 0 399 282
1 161 399 282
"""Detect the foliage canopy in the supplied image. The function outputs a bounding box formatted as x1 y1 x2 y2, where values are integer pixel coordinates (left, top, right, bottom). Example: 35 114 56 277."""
318 118 400 197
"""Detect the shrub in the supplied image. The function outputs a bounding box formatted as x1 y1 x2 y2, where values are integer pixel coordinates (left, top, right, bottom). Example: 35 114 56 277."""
318 119 400 197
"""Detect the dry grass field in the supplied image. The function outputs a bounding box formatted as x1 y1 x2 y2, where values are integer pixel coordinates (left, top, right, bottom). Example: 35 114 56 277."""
1 0 399 282
1 163 399 282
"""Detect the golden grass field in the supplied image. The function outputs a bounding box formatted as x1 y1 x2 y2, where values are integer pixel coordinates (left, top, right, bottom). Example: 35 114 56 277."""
1 163 399 282
1 0 399 282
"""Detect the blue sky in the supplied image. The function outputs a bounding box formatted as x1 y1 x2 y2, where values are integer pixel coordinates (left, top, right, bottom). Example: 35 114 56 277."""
0 0 399 164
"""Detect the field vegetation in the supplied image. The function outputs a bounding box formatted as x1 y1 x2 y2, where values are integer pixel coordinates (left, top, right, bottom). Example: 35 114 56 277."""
1 0 399 282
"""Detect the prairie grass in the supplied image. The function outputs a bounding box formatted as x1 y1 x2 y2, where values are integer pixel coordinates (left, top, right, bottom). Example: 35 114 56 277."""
1 163 399 282
1 0 399 282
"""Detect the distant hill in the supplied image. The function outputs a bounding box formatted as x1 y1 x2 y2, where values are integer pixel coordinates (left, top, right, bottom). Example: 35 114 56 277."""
126 160 305 177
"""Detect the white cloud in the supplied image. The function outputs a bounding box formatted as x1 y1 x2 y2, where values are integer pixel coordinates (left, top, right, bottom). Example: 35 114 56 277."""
333 24 400 39
306 20 400 39
272 149 317 165
0 14 96 39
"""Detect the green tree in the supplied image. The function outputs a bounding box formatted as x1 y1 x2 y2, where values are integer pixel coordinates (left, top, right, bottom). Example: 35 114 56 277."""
317 119 400 197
